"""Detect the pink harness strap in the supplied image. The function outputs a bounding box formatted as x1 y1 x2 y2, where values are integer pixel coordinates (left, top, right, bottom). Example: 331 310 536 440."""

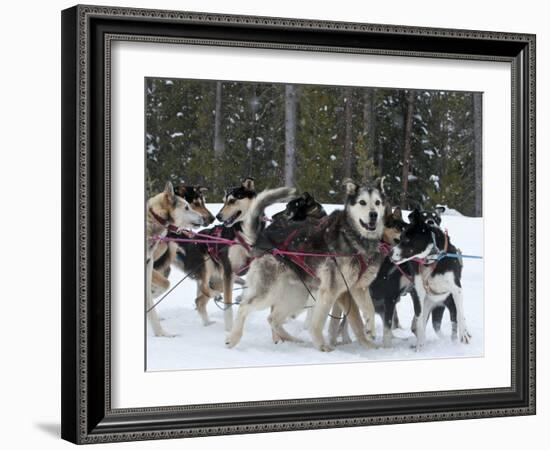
356 254 368 280
270 229 372 281
234 231 251 252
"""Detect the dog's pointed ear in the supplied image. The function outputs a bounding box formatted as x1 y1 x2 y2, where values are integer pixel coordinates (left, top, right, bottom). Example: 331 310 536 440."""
408 208 421 224
197 186 209 194
164 181 176 204
393 206 403 220
342 178 358 197
374 176 386 195
241 177 255 191
303 192 315 204
435 205 446 216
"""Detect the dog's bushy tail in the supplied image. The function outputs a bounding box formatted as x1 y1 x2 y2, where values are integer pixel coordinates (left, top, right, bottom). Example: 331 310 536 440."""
241 187 297 245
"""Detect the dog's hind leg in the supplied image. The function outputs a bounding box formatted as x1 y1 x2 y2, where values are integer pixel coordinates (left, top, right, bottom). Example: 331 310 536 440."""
268 313 302 344
225 293 269 348
269 285 308 344
151 269 170 298
195 280 214 326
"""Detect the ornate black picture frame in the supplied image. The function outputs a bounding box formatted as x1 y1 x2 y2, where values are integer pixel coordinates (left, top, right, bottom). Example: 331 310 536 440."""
61 4 536 444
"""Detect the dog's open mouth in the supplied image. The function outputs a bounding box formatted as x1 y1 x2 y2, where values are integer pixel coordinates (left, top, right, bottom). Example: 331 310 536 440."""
223 211 241 226
359 219 377 231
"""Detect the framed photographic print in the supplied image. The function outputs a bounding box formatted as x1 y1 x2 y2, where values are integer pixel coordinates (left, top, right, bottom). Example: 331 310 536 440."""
61 4 536 444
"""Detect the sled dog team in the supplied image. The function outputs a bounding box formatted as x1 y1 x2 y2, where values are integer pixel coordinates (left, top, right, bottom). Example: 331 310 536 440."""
146 177 471 352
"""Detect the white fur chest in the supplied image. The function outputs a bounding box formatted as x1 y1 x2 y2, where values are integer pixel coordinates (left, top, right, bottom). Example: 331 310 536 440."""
228 244 250 272
415 267 453 302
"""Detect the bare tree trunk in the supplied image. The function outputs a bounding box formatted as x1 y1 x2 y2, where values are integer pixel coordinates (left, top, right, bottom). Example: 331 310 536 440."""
363 90 375 181
213 81 224 158
284 84 297 187
400 91 416 209
473 93 483 217
343 87 354 179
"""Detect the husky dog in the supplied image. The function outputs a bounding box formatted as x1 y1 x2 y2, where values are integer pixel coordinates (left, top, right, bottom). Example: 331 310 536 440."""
153 185 215 278
146 182 204 337
407 206 458 338
162 178 294 331
370 206 457 347
271 192 327 222
415 206 446 228
256 192 328 342
390 208 471 351
326 205 406 346
215 178 295 330
225 178 387 352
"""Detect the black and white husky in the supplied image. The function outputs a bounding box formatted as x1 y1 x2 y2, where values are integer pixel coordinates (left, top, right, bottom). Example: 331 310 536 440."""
225 179 387 352
390 208 471 350
370 206 458 347
407 207 458 339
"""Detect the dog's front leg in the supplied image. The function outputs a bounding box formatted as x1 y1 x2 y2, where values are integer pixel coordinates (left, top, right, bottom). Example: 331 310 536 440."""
338 292 374 349
449 282 471 344
309 286 337 352
382 296 397 348
327 297 353 346
351 287 376 342
146 256 171 337
328 301 343 346
222 270 234 332
431 305 445 338
446 295 458 340
303 307 313 330
413 277 427 351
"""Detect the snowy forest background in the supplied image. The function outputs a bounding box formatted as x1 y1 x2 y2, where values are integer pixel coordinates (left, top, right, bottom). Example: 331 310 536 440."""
146 78 482 216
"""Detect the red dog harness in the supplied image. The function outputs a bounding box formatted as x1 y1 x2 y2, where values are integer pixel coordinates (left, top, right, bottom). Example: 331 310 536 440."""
270 229 370 281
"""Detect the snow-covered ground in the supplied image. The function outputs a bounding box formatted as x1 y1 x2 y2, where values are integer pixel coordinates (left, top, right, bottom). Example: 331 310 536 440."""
147 203 483 371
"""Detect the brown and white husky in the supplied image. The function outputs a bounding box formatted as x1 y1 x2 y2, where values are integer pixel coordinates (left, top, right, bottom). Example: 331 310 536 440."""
154 178 295 332
146 182 204 337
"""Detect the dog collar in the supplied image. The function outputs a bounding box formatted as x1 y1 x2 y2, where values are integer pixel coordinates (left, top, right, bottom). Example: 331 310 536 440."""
149 207 181 234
